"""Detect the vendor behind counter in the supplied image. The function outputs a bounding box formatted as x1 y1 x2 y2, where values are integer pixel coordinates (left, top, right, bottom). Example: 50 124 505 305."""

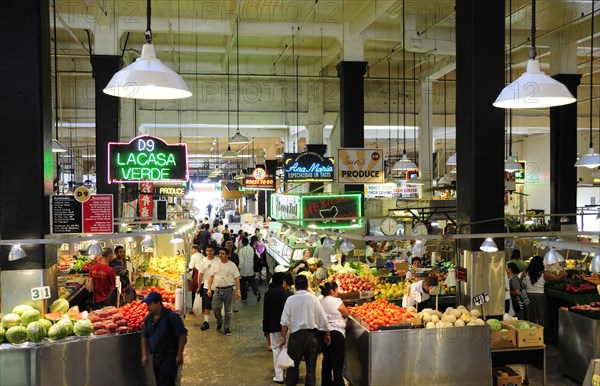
402 276 437 309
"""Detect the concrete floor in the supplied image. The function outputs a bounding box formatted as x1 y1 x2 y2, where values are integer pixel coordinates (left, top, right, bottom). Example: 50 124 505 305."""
180 284 581 386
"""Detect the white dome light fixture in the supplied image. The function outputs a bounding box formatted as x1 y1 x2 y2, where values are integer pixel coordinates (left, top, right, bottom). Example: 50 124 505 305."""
339 239 355 254
505 156 522 173
543 248 564 265
8 244 27 261
493 0 575 109
480 238 498 253
103 0 191 100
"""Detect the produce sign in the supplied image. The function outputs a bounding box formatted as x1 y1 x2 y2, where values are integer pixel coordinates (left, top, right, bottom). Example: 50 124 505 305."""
108 135 188 184
337 148 384 184
349 299 415 331
244 167 276 190
283 152 334 182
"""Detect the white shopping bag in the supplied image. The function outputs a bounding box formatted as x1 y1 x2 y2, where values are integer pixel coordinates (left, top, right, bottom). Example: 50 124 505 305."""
275 349 295 369
192 293 202 315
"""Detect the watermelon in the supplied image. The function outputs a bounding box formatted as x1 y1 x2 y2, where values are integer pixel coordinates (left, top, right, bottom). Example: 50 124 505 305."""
2 313 21 329
45 312 63 322
67 306 80 317
57 319 74 336
12 304 33 316
47 324 66 340
5 326 28 344
20 309 41 326
37 319 53 335
26 321 46 343
0 326 5 342
49 298 69 314
73 319 93 336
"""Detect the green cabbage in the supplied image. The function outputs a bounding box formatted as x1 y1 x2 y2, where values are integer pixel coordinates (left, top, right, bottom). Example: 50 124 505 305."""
486 319 502 332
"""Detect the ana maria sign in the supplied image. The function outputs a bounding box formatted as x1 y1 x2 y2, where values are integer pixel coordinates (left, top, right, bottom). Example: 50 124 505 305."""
283 152 334 182
108 135 188 184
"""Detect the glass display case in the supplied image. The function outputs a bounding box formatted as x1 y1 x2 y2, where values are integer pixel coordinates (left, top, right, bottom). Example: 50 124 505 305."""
267 234 314 267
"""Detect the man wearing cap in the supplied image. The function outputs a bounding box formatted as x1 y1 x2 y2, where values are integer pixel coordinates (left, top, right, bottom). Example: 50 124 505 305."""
280 275 330 386
313 237 336 269
141 291 188 386
307 258 328 289
206 248 241 336
238 237 261 303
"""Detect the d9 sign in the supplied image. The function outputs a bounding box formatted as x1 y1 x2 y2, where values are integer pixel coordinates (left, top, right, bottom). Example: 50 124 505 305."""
108 135 189 183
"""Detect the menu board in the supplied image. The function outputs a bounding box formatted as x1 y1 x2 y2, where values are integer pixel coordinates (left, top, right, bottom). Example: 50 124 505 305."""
51 194 113 234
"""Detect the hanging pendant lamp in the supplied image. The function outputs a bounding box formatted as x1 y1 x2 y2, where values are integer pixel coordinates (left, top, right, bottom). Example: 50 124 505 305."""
494 0 575 109
480 238 499 253
52 139 67 153
392 3 418 173
575 0 600 168
385 59 396 182
103 0 191 100
222 25 238 160
229 20 250 145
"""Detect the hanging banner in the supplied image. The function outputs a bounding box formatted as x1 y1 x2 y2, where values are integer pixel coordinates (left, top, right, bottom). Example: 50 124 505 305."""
337 148 384 184
244 167 276 190
283 152 334 182
139 182 154 222
108 135 188 184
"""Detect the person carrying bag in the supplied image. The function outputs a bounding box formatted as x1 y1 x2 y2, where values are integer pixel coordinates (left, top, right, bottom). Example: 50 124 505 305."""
506 262 531 319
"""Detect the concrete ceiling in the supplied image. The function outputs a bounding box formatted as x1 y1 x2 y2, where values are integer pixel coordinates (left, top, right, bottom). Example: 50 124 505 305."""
50 0 600 179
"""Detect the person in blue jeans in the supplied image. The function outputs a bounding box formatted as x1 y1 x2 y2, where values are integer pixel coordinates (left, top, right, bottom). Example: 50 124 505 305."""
141 292 188 386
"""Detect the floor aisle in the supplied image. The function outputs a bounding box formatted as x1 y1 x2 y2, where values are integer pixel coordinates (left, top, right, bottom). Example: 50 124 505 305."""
179 286 579 386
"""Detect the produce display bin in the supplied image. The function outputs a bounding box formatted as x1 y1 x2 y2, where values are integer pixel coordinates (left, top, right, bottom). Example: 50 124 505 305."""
558 308 600 383
345 316 492 386
501 320 543 348
0 332 155 386
544 288 600 343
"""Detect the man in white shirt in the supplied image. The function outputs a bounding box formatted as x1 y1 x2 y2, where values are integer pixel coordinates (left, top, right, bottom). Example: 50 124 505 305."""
402 276 437 309
313 237 336 269
280 275 330 386
238 237 260 302
364 240 376 267
207 248 241 336
188 245 203 311
211 230 224 247
197 246 217 330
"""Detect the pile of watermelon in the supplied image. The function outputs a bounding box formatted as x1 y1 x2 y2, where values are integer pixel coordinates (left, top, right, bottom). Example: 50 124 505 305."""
0 300 93 345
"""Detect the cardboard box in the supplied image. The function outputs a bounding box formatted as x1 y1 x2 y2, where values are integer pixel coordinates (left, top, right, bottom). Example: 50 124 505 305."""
501 320 544 348
493 366 522 386
490 328 517 349
506 364 528 383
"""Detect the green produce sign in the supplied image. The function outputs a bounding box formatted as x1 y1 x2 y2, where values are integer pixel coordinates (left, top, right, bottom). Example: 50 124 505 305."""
108 135 188 184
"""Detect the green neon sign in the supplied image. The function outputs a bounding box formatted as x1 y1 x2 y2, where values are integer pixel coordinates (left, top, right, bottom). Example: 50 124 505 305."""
271 193 362 229
108 135 189 184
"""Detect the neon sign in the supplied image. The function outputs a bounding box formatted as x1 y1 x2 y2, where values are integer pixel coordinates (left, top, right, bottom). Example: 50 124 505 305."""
284 152 334 182
270 193 362 228
244 167 276 191
108 135 188 184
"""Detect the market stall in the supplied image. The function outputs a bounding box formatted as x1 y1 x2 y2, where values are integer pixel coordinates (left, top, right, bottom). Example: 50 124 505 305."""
344 316 492 385
558 306 600 382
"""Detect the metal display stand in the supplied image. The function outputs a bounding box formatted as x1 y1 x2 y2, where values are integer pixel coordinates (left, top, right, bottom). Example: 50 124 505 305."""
344 316 492 385
558 308 600 383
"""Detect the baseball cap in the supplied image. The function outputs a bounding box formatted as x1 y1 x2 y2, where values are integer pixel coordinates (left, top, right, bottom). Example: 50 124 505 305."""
274 265 288 273
307 257 317 265
295 275 309 287
143 291 163 304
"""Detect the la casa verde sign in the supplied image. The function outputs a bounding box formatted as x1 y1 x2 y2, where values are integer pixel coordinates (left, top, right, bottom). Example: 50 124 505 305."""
108 135 189 183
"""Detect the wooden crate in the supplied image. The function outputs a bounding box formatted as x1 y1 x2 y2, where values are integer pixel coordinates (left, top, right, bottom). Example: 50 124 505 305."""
501 320 544 348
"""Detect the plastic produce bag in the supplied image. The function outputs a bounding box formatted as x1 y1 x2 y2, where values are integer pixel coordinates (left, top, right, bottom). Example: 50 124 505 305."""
275 349 295 369
192 293 202 315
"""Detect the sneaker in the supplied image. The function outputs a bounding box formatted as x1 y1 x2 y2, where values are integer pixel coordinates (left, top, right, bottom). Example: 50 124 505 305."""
200 321 209 331
224 329 232 336
256 292 261 302
272 377 284 384
217 323 222 331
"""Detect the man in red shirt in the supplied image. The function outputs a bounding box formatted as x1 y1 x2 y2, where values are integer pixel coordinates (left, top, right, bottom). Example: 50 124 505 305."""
89 247 116 309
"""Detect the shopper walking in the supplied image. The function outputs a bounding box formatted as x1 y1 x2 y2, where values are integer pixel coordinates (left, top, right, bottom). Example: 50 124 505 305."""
141 291 188 386
319 281 349 386
188 245 203 311
89 247 117 310
263 272 293 384
522 255 566 326
254 234 270 283
198 224 212 253
238 237 261 302
207 248 241 336
279 275 330 386
507 262 526 320
196 246 217 330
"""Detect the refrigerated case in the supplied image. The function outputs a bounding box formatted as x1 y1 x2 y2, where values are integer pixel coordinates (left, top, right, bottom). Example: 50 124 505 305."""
267 234 313 266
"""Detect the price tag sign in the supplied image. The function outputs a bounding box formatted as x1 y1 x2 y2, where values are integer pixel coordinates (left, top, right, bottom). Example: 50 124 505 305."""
412 290 422 303
31 286 51 301
473 292 490 306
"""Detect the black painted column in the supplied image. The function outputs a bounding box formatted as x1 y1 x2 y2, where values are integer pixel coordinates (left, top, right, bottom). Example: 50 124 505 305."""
550 74 582 227
455 0 505 250
0 0 55 269
336 61 367 194
91 56 121 229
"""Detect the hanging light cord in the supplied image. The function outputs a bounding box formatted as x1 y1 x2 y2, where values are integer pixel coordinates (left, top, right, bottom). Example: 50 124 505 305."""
529 0 536 60
237 17 240 139
145 0 152 44
227 59 231 141
388 59 392 170
402 0 407 156
443 75 447 176
413 52 417 164
590 0 596 148
509 0 514 157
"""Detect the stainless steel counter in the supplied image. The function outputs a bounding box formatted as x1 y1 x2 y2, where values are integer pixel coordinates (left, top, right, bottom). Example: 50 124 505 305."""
345 316 492 386
0 332 155 386
558 308 600 383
